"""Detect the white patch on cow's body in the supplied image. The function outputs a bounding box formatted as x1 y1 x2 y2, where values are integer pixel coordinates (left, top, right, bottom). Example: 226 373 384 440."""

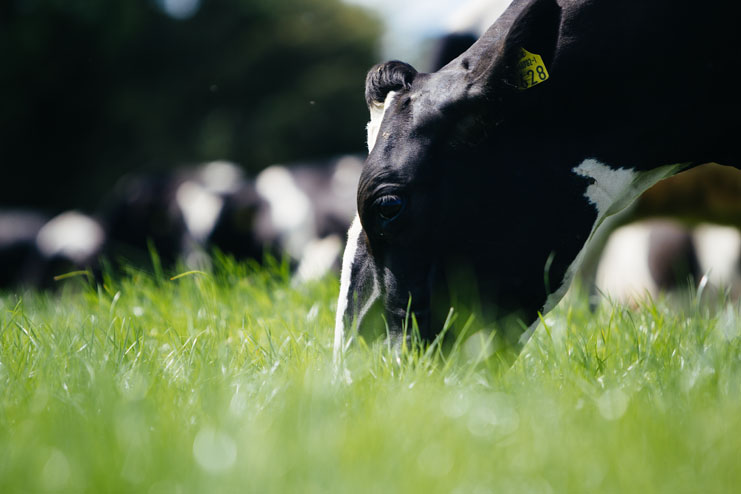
573 159 686 226
521 159 687 345
366 91 397 152
255 165 315 260
573 160 636 218
294 234 342 284
334 215 380 362
595 222 658 303
36 211 105 264
693 224 741 289
198 160 243 195
176 180 224 242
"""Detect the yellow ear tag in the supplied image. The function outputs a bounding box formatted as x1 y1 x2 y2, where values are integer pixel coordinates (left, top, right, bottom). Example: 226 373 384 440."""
517 48 549 90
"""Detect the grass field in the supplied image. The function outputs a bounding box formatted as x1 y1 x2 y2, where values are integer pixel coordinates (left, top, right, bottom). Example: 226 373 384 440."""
1 256 740 493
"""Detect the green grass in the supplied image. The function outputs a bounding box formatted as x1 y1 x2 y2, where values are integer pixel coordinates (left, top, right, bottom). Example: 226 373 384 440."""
1 257 740 493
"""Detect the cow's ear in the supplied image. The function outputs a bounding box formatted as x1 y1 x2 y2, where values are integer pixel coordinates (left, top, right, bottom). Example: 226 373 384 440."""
505 0 561 67
470 0 562 94
365 61 418 109
365 61 418 151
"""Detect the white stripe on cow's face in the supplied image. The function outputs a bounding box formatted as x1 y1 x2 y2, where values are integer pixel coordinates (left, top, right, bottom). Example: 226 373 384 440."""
335 216 362 358
334 215 380 361
366 91 397 152
334 216 362 360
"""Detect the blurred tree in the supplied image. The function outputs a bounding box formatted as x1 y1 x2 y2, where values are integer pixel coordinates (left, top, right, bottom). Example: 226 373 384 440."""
0 0 381 211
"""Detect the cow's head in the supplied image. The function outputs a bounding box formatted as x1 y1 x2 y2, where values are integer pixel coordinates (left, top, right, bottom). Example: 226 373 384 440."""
335 0 566 353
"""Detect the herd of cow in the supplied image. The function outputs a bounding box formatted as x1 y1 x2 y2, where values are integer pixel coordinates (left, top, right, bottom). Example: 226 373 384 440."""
0 156 362 289
2 154 738 309
2 0 740 355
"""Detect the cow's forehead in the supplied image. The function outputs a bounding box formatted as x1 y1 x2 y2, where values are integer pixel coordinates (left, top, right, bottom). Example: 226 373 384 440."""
414 68 473 108
364 107 431 179
360 70 472 197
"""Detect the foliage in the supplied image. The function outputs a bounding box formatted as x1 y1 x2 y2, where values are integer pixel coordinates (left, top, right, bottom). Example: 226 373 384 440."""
0 0 381 210
1 258 740 493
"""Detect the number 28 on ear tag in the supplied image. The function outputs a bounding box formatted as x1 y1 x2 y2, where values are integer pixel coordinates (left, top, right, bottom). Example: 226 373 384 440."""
517 48 549 90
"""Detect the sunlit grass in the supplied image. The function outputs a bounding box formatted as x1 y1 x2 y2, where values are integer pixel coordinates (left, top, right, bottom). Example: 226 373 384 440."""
1 257 740 493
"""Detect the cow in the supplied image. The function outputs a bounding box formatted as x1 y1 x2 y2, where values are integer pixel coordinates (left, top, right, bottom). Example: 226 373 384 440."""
31 211 106 288
334 0 741 357
594 220 741 306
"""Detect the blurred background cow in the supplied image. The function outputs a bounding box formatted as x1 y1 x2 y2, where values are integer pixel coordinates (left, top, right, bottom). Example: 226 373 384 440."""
0 156 362 288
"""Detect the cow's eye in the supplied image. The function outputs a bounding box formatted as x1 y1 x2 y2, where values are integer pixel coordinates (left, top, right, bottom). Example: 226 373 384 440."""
376 195 405 222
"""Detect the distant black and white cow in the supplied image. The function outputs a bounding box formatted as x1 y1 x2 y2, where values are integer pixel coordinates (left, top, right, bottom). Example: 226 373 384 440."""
335 0 741 354
0 210 105 288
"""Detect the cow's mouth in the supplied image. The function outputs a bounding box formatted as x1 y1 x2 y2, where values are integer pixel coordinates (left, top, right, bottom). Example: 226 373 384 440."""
386 304 432 341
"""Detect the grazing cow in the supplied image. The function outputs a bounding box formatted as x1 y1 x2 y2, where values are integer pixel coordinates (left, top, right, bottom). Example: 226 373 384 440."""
335 0 741 354
0 210 108 288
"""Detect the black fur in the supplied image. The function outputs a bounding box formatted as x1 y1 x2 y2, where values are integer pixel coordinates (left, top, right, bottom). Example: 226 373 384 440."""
364 61 418 108
340 0 741 349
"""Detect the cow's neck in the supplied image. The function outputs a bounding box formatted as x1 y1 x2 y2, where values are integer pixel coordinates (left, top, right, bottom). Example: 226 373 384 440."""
510 156 688 345
549 161 686 300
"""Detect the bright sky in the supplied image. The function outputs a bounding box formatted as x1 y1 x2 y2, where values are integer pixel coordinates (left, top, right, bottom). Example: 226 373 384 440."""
344 0 510 64
344 0 464 63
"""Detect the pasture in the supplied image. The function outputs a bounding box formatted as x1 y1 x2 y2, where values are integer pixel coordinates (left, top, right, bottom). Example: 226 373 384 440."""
1 257 740 493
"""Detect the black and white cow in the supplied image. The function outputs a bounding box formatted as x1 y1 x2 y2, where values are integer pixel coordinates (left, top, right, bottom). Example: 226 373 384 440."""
335 0 741 354
0 210 105 288
594 219 741 305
